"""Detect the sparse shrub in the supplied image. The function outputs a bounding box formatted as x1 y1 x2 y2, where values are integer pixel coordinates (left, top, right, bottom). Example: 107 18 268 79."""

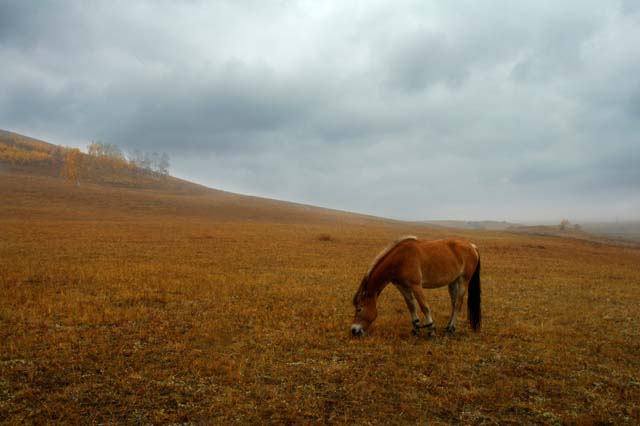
317 233 334 242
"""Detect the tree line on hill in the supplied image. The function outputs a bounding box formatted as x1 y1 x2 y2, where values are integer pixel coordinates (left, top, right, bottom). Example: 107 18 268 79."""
0 135 170 185
61 142 170 184
87 142 169 176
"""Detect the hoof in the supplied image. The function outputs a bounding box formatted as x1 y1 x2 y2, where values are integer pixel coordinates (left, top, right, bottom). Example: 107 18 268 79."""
412 321 435 337
445 325 456 335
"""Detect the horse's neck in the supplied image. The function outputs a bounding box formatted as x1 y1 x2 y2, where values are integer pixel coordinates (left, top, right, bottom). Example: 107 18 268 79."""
366 272 389 300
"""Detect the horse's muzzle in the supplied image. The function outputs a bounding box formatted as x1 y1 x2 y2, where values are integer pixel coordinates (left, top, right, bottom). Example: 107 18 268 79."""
351 324 365 337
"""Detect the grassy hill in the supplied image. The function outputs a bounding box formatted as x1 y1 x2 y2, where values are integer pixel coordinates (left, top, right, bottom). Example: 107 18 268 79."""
1 130 639 425
0 129 62 174
1 129 192 191
0 129 398 225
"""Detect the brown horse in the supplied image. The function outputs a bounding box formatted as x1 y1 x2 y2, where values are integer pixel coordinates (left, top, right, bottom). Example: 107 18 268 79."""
351 236 481 337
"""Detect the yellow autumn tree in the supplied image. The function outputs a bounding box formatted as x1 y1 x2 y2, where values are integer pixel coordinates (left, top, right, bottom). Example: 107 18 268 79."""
60 148 86 184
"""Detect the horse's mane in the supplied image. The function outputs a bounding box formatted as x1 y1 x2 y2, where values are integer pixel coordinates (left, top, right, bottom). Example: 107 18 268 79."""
352 235 418 306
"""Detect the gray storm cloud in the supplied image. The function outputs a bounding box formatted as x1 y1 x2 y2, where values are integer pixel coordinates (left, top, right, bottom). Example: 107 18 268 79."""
1 0 639 221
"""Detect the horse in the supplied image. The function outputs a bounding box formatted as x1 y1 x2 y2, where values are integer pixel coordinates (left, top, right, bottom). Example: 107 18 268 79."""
351 236 481 337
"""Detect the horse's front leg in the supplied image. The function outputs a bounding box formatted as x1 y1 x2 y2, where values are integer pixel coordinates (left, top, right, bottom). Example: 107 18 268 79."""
393 284 420 334
409 282 436 337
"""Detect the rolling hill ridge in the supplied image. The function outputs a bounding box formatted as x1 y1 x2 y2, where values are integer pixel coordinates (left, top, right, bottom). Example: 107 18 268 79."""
0 129 394 226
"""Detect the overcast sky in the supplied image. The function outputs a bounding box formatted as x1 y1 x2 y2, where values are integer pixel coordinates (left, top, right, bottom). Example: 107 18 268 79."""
1 1 639 222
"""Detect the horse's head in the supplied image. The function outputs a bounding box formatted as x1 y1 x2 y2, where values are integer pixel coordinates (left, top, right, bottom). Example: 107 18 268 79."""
351 289 378 337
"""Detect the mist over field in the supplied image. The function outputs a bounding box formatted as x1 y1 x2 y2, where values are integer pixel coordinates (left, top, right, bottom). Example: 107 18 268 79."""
1 1 639 222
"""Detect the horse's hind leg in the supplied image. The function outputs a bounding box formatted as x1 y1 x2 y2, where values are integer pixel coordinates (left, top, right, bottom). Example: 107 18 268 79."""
445 281 458 334
445 278 466 334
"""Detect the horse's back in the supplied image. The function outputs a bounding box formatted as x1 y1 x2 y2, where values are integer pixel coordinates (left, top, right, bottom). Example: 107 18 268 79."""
412 238 479 287
417 237 476 257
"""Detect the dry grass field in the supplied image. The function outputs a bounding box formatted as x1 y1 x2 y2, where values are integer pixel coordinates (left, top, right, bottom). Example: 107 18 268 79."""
1 166 640 425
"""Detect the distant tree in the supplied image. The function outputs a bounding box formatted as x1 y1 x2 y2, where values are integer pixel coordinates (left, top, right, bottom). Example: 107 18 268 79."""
158 152 170 176
60 148 86 185
573 223 582 231
87 141 124 160
128 149 144 169
560 218 570 231
151 152 161 177
87 142 103 157
105 143 124 160
140 152 152 171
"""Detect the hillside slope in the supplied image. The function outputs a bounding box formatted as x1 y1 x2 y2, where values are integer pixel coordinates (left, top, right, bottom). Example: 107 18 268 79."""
0 168 398 226
0 130 394 226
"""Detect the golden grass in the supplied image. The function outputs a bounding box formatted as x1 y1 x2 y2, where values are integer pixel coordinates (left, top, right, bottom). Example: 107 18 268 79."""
1 170 639 425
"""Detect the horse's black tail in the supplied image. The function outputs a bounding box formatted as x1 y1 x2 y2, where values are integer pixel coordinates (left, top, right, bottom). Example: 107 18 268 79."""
468 256 481 332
